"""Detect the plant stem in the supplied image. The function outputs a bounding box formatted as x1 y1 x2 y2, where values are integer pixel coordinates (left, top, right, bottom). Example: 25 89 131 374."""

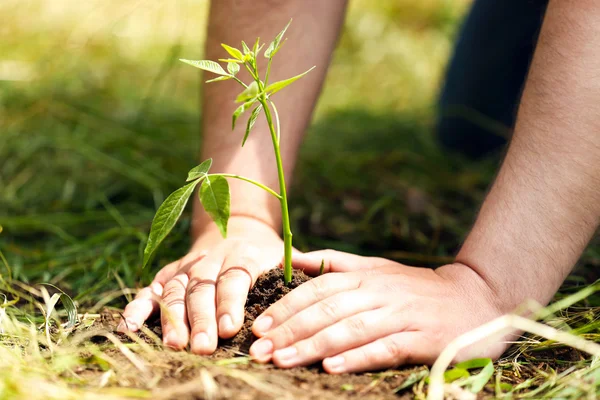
264 58 273 86
260 96 293 284
206 174 281 200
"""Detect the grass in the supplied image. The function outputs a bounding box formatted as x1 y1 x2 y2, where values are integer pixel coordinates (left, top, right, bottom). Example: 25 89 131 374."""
0 0 599 398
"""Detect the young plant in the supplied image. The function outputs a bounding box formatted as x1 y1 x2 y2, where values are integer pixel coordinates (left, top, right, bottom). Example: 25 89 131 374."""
142 21 312 285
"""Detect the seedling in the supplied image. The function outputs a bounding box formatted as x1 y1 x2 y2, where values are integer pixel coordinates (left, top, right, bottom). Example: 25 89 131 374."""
142 21 312 284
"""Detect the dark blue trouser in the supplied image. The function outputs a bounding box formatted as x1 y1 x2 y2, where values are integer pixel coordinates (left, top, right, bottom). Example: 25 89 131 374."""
437 0 549 158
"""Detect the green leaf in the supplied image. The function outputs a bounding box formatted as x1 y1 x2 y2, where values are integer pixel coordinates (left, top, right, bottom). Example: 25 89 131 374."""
265 19 292 59
236 81 259 103
253 37 261 55
186 158 213 182
318 259 325 276
180 59 229 76
199 176 230 238
206 76 232 84
142 181 199 268
241 40 251 55
444 368 470 383
232 99 258 130
456 358 494 393
242 104 262 147
454 358 492 370
221 44 243 60
219 58 243 64
265 66 315 95
227 62 240 76
394 369 428 393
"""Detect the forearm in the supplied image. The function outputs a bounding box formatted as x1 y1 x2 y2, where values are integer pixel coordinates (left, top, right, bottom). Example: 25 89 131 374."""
456 0 600 310
193 0 347 236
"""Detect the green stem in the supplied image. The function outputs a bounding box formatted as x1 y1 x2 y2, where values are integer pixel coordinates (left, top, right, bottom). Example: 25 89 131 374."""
206 174 281 200
269 100 281 143
232 76 248 89
260 96 293 284
264 57 273 86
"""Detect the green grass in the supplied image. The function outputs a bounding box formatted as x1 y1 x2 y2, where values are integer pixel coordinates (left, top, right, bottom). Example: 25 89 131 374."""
0 0 599 399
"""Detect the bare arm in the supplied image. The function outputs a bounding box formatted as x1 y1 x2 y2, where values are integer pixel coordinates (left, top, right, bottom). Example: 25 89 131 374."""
193 0 348 235
242 0 600 373
121 1 347 353
456 0 600 311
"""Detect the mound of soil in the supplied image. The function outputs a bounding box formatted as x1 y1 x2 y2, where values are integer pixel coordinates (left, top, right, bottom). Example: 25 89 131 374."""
219 268 310 355
87 269 425 399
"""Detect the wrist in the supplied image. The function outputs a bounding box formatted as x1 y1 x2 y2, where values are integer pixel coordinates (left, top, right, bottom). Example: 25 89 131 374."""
191 213 281 245
435 262 506 317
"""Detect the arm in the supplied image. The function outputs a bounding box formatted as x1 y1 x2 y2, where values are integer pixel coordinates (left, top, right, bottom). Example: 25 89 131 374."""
194 0 348 234
120 0 347 355
455 0 600 311
248 0 600 373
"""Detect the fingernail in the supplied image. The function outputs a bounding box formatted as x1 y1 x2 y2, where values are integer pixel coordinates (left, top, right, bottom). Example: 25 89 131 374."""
163 331 178 347
253 316 273 334
273 346 298 362
117 318 137 332
219 314 234 334
324 356 345 372
250 338 273 358
192 332 210 352
116 320 126 332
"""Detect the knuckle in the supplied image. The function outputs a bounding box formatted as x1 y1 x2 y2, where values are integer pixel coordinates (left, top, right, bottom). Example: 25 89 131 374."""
186 279 214 296
344 316 368 336
307 276 331 299
216 297 235 310
218 268 251 286
269 297 294 322
274 322 298 345
317 299 339 320
306 334 326 355
383 337 405 361
188 313 212 330
162 282 185 307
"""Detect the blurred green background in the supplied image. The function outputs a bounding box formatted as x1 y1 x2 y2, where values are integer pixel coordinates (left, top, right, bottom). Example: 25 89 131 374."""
1 0 597 304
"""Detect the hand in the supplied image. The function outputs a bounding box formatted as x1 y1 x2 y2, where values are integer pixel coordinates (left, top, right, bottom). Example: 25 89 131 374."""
118 216 283 354
249 250 508 373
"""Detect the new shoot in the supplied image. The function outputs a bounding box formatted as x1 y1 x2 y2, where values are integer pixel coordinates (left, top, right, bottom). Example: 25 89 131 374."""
142 21 313 285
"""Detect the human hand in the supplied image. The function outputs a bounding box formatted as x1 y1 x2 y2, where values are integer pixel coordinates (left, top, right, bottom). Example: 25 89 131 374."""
249 250 509 373
118 216 283 355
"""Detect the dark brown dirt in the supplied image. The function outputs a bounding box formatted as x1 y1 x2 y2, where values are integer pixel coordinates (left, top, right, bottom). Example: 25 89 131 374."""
87 268 420 399
219 268 311 355
73 269 595 399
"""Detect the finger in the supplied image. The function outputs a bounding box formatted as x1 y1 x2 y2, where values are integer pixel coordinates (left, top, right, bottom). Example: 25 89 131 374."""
251 272 361 340
118 281 163 332
292 249 383 276
250 289 381 361
216 247 263 338
117 259 183 333
161 273 190 350
323 332 437 374
186 254 223 355
271 308 403 368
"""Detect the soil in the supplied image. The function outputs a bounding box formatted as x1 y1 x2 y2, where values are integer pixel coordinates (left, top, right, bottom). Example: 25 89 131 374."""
72 268 592 399
92 269 421 399
218 268 311 356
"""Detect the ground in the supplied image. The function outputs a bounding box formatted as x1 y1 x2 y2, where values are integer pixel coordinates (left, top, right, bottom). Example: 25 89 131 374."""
0 1 599 399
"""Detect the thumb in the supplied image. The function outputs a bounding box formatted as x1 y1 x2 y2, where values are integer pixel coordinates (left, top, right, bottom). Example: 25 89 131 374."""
291 249 378 276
